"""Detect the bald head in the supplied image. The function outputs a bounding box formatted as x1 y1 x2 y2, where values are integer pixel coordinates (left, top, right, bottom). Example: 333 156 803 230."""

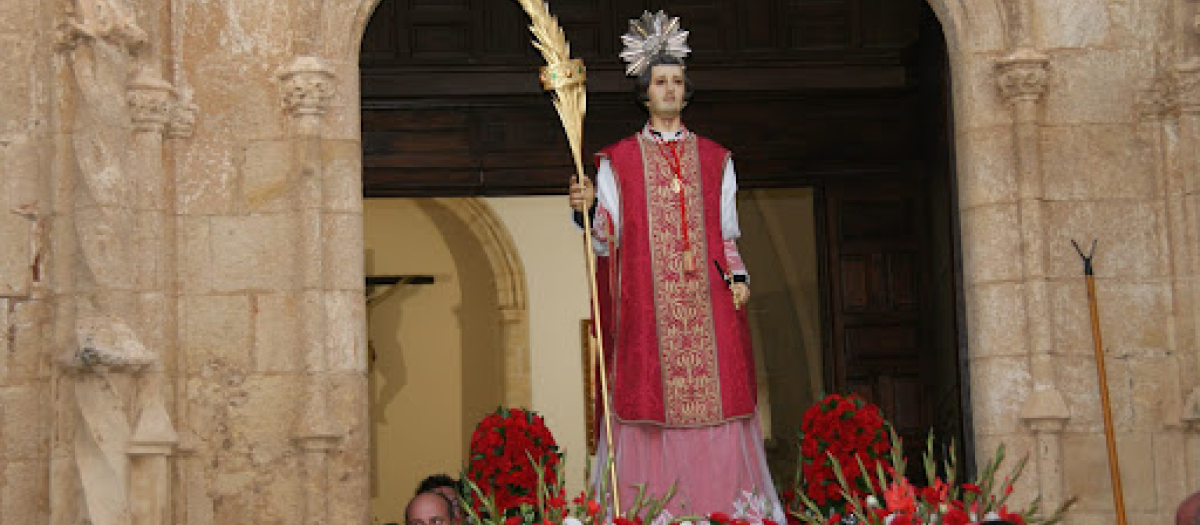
406 491 453 525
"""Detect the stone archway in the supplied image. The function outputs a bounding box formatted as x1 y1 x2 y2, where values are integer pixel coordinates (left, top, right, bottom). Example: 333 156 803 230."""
330 0 1051 513
430 197 532 407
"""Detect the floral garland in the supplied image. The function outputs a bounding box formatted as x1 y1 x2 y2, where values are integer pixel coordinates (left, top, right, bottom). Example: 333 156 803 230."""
466 407 563 516
785 393 892 518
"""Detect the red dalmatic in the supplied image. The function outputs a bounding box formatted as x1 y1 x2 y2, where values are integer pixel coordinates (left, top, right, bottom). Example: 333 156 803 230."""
593 132 756 427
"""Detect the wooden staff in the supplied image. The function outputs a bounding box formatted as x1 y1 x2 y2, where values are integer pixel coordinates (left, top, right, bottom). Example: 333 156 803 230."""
1072 239 1127 525
511 0 621 511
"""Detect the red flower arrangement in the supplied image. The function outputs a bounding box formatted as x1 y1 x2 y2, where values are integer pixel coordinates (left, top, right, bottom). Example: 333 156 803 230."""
791 423 1076 525
466 407 563 516
787 393 892 518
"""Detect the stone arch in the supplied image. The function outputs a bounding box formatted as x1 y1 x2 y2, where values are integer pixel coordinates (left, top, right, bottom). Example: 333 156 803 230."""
331 0 1014 419
328 0 1056 516
429 197 532 407
334 0 1014 463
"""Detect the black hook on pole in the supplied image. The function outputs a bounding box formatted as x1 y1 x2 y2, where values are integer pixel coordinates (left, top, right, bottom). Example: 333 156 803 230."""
1071 238 1098 276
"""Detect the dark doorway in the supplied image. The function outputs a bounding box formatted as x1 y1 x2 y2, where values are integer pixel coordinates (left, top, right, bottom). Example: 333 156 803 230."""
360 0 966 484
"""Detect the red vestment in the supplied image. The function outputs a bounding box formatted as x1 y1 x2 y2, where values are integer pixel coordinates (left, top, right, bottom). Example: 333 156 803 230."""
594 131 757 427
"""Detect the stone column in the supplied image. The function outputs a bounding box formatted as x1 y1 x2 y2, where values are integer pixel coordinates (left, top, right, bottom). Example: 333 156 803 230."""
128 399 177 525
279 55 341 525
500 307 533 407
125 67 178 525
997 45 1071 508
56 2 162 524
1179 60 1200 490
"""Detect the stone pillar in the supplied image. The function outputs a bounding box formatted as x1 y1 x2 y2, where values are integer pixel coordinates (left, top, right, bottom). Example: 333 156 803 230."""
56 2 162 524
279 55 341 525
125 67 178 525
128 397 177 525
1179 59 1200 492
997 44 1071 509
501 306 533 407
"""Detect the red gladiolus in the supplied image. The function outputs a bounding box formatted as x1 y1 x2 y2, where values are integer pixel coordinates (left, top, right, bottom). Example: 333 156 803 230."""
941 506 970 525
883 479 918 515
920 478 948 506
998 505 1026 525
708 511 731 524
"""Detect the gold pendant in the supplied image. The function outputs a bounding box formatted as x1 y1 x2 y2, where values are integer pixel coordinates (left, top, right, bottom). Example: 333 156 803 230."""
684 248 697 273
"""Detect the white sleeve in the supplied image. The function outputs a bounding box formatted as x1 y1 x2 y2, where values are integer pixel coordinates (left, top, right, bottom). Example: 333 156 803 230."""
596 158 621 242
721 158 741 240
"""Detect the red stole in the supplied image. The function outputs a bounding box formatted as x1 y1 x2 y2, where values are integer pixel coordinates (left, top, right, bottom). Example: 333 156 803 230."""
594 132 756 427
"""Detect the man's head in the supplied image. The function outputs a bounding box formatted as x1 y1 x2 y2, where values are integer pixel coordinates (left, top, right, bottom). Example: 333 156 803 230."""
405 491 454 525
635 55 693 117
415 474 461 520
415 474 459 496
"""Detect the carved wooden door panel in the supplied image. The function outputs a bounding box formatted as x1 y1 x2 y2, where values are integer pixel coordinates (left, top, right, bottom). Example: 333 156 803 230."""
824 176 933 463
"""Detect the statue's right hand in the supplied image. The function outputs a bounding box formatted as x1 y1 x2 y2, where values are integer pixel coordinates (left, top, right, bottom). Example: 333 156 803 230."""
569 175 594 212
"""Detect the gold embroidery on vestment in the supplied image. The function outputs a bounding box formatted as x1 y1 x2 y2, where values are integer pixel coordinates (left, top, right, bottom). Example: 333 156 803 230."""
639 134 722 426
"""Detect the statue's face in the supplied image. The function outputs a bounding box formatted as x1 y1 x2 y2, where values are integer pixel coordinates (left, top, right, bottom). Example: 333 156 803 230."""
645 64 686 118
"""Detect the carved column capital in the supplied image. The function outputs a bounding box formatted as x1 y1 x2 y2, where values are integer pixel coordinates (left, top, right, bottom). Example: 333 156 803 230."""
127 69 174 133
278 56 336 119
996 49 1050 105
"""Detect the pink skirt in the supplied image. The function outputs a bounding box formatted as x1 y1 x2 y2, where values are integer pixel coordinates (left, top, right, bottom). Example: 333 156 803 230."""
591 413 785 523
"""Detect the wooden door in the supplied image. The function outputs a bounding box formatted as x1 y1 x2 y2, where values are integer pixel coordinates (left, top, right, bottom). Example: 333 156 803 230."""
824 175 934 465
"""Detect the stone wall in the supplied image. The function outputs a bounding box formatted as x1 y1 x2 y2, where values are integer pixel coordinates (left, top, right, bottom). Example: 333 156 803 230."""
1 0 54 522
0 0 1196 524
945 0 1200 523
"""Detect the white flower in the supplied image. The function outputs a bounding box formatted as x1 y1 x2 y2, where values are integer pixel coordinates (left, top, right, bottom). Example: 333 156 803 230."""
865 495 880 508
732 491 772 522
563 517 583 525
